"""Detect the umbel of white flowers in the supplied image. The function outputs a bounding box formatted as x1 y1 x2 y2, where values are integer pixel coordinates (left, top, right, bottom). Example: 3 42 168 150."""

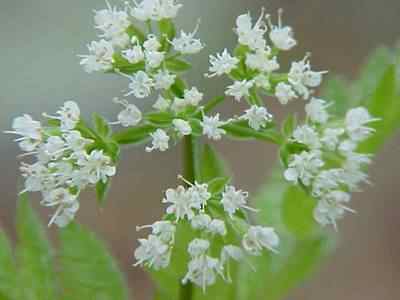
134 176 279 291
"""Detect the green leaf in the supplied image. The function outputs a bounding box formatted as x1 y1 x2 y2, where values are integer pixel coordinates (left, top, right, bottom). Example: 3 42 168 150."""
159 19 176 52
188 118 203 136
16 194 57 300
112 124 155 145
199 144 228 182
112 53 145 74
320 76 350 116
0 230 16 299
207 177 230 194
59 223 128 300
281 114 297 138
146 111 174 126
165 58 191 73
96 179 111 206
170 77 186 98
92 112 111 138
223 120 283 145
126 24 145 43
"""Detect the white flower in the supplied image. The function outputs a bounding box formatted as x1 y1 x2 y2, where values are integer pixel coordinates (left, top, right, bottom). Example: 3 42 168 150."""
245 50 279 73
221 185 255 217
63 130 92 153
94 3 130 45
182 255 220 291
208 219 227 236
253 74 271 90
345 107 378 142
153 70 176 90
284 150 324 186
146 129 170 152
187 182 211 209
201 114 226 140
191 214 212 230
42 188 79 227
275 82 296 105
136 221 176 243
242 226 279 255
6 114 42 152
125 71 154 98
312 169 344 197
42 136 65 159
338 139 357 156
162 185 194 221
172 25 203 54
79 39 114 73
145 50 165 69
184 87 203 106
173 119 192 136
131 0 182 21
321 128 345 151
220 245 243 264
314 191 353 229
153 95 170 111
47 101 80 131
77 150 116 184
52 200 80 228
114 99 142 127
235 11 267 51
292 125 321 149
134 235 171 270
341 160 369 190
122 45 145 64
268 10 296 51
143 34 162 51
20 162 49 192
225 80 253 102
188 239 210 257
240 105 273 131
305 98 330 124
207 49 239 77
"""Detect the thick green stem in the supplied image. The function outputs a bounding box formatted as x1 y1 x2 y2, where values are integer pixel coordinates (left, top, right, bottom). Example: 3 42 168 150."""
179 135 198 300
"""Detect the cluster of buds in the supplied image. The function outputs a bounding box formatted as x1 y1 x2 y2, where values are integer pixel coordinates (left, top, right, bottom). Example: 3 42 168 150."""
283 98 379 228
134 176 279 290
6 102 117 227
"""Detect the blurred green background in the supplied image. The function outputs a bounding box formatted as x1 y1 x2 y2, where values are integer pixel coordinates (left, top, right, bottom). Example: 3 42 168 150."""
1 0 399 299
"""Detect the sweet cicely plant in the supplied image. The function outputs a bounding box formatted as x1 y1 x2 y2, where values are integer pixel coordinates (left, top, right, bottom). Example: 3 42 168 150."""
6 0 399 299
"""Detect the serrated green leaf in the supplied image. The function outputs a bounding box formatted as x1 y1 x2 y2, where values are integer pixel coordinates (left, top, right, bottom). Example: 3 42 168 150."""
92 112 111 138
16 194 57 300
126 24 145 43
0 231 16 299
223 121 282 145
165 58 191 73
59 223 128 300
112 124 155 145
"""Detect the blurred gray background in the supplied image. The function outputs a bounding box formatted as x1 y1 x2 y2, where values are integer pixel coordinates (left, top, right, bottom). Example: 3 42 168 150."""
1 0 400 299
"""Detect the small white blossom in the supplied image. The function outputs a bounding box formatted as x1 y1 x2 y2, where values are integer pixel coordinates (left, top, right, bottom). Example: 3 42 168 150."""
131 0 182 21
173 119 192 136
268 10 296 50
208 219 227 236
63 130 92 153
225 80 253 102
136 221 176 243
122 45 145 64
172 24 203 54
146 129 170 152
42 136 65 159
305 98 330 124
345 107 378 142
188 239 210 257
201 114 226 141
77 150 116 184
187 182 211 210
235 11 267 51
275 82 296 105
321 128 345 151
184 87 203 106
207 49 239 77
143 34 162 51
153 95 170 111
220 245 243 264
145 50 165 69
162 185 194 221
253 74 271 90
245 49 279 73
79 39 114 73
284 150 324 186
240 105 273 131
312 169 344 197
242 226 279 255
113 98 142 127
42 188 79 227
44 101 81 131
191 214 212 230
6 114 42 152
134 235 171 270
20 162 49 193
221 185 255 217
125 71 154 98
153 70 176 90
292 125 321 149
182 254 220 291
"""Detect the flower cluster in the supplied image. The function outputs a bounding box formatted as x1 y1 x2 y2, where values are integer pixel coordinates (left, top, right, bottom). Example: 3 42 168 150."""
283 98 378 228
6 102 116 227
134 176 279 290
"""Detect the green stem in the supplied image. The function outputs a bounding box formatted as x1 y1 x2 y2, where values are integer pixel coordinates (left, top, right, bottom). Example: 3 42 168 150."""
179 135 198 300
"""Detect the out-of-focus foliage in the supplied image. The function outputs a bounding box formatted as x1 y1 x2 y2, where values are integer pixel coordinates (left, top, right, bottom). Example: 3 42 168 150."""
0 195 129 300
